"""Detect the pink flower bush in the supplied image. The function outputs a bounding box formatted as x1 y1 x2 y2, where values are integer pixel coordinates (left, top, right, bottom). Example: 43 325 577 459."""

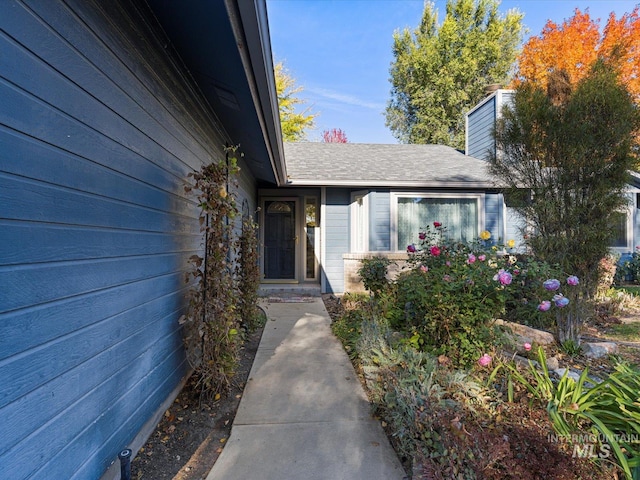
478 353 492 367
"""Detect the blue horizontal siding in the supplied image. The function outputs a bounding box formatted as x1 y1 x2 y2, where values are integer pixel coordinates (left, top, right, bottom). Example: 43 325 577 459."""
0 1 235 478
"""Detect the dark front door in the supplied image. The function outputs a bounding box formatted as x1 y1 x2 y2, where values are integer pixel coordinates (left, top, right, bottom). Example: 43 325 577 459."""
264 200 296 279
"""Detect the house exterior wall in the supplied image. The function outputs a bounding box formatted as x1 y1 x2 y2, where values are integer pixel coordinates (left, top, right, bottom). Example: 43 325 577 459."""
323 188 350 294
0 2 239 478
336 189 508 294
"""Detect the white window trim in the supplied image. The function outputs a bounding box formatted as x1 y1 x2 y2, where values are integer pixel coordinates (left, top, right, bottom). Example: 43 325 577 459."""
390 191 485 252
351 190 369 253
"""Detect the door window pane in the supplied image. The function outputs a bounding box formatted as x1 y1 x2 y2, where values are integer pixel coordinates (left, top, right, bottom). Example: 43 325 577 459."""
305 198 317 279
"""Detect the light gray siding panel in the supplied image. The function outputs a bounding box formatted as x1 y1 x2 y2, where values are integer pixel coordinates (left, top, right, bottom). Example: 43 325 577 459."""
369 190 390 251
506 207 527 251
484 192 502 241
324 188 350 294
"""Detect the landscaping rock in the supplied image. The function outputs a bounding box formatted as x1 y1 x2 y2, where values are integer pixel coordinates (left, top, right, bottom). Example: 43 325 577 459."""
546 356 560 371
554 368 582 382
495 319 556 345
582 342 618 359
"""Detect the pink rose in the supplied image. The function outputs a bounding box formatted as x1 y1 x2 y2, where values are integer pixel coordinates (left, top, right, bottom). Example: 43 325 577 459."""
467 253 476 264
478 354 492 367
430 246 441 256
418 232 427 240
434 221 442 228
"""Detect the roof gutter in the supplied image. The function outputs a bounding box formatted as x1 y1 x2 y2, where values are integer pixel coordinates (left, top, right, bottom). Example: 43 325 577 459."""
224 0 287 186
285 179 497 189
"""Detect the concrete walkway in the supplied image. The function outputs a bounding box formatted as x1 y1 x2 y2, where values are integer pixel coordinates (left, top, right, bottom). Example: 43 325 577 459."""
206 296 406 480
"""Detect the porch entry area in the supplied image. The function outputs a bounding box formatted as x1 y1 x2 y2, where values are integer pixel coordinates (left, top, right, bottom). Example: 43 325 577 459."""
260 193 320 288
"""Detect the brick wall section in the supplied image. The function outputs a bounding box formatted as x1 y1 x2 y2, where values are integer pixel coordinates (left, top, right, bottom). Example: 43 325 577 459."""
343 253 410 293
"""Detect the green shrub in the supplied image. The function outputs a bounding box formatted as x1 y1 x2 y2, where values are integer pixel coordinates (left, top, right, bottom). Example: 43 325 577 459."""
617 249 640 284
358 256 393 297
389 223 514 366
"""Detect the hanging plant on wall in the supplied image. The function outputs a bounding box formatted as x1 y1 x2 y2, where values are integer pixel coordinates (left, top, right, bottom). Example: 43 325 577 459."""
180 146 242 399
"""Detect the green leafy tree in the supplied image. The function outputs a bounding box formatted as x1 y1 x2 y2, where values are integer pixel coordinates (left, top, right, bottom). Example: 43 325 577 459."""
275 62 316 141
386 0 523 148
489 62 640 343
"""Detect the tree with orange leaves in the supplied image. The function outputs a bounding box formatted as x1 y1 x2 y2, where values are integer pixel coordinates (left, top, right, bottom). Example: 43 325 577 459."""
514 7 640 101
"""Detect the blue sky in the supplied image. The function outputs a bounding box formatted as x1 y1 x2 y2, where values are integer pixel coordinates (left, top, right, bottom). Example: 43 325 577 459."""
266 0 639 144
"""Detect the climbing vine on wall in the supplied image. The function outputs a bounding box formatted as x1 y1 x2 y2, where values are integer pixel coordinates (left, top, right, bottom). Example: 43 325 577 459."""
236 213 262 331
180 145 260 399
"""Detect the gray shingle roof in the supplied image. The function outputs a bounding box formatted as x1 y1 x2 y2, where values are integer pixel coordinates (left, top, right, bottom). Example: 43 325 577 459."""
283 142 495 187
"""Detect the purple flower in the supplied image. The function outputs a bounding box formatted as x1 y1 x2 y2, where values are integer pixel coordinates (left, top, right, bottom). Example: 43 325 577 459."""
407 244 416 253
567 275 579 286
418 232 427 240
543 279 561 291
553 294 570 308
538 300 551 312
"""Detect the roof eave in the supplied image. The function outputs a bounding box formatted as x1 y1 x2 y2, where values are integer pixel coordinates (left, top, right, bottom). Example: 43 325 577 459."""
226 0 287 185
285 179 496 189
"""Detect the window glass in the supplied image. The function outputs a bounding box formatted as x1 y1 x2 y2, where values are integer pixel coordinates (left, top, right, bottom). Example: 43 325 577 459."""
609 211 628 248
397 197 478 248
